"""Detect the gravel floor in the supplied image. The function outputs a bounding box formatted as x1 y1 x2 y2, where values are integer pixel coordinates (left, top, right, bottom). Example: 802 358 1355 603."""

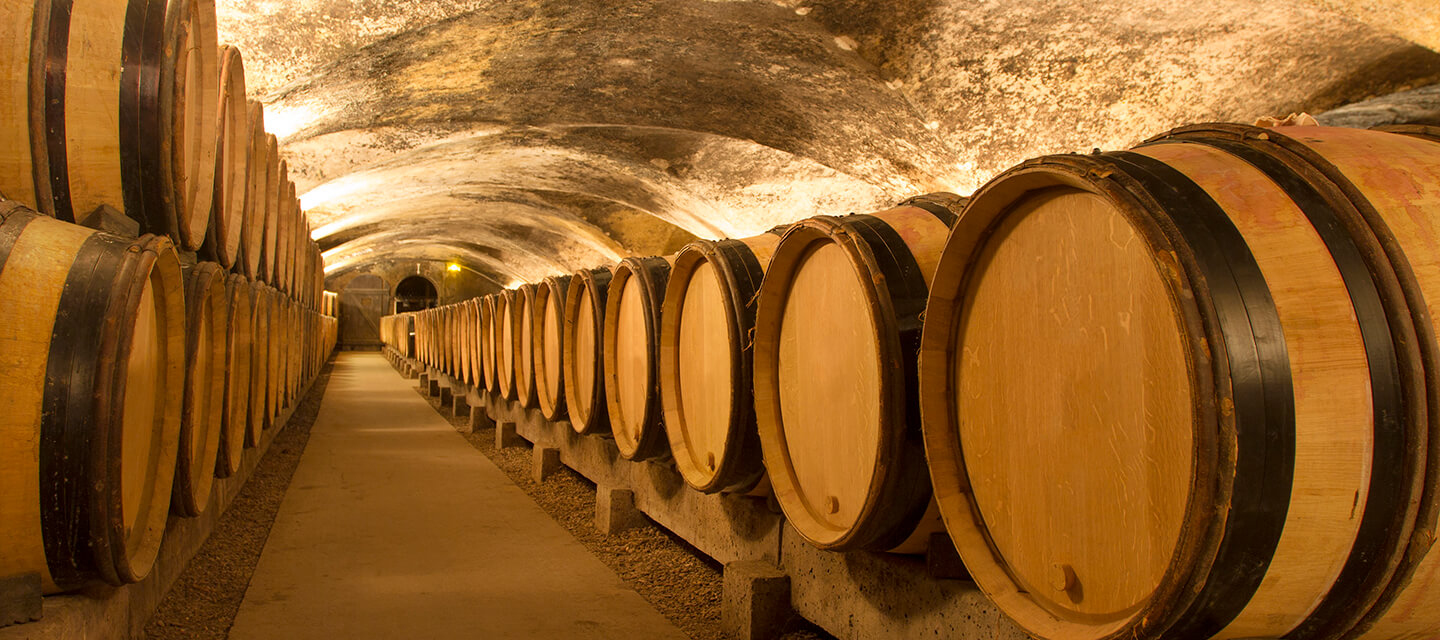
145 360 336 640
415 389 829 640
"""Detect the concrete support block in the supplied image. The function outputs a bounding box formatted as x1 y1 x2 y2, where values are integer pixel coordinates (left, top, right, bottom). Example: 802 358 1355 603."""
417 373 428 390
467 405 495 434
439 385 454 406
722 561 792 640
451 392 469 417
532 447 561 483
495 422 521 450
428 378 441 397
596 486 642 535
0 573 41 628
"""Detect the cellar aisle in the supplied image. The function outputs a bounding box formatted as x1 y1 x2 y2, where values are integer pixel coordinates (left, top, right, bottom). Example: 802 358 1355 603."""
228 352 685 639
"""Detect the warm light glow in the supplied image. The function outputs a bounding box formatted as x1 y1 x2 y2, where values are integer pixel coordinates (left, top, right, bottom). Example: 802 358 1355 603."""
447 263 463 272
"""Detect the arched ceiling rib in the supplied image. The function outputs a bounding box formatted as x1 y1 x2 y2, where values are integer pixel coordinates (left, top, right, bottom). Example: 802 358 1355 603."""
216 0 1440 284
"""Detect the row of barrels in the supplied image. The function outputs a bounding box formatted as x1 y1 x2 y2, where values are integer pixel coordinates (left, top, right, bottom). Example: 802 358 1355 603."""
384 124 1440 640
0 0 324 312
0 199 337 597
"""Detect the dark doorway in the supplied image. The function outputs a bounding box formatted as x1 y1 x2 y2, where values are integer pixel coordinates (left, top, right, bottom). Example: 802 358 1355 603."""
395 275 438 313
340 274 391 348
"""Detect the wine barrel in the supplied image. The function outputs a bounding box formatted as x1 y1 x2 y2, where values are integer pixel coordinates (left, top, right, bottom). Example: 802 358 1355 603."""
240 101 266 278
274 174 292 293
160 0 219 251
753 197 962 553
603 257 672 461
480 295 497 391
265 285 283 422
0 0 165 226
565 267 613 435
261 136 280 283
287 299 300 402
173 262 227 517
0 203 185 591
497 289 518 398
916 125 1440 640
516 284 540 408
202 45 247 268
403 311 415 359
216 273 252 478
441 304 455 378
247 280 270 444
464 298 480 387
534 275 571 421
659 232 781 494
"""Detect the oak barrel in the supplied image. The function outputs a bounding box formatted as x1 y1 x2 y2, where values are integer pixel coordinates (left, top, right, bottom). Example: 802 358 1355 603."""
517 284 540 408
173 261 227 517
917 125 1440 640
466 298 481 386
0 203 185 591
202 45 247 268
0 0 165 226
218 273 252 475
564 268 613 435
160 0 219 251
534 275 571 421
239 101 266 278
497 289 518 398
603 256 672 461
265 285 282 423
246 280 270 443
260 136 279 283
753 196 963 552
481 295 497 391
660 232 780 494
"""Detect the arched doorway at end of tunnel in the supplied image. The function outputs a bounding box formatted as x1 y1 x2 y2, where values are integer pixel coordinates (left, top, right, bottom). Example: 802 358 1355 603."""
394 275 438 313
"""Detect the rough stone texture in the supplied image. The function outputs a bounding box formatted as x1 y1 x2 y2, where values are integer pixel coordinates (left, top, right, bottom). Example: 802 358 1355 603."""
780 524 1029 640
1319 82 1440 128
722 561 792 640
597 487 644 535
0 574 41 628
467 404 493 434
1309 0 1440 52
494 421 521 449
214 0 1440 289
532 446 562 483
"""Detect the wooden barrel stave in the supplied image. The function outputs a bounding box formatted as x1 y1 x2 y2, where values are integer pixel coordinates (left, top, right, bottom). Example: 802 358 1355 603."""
916 126 1440 640
535 276 571 421
173 261 227 517
246 280 269 445
754 200 960 553
216 272 251 477
517 284 540 407
239 101 265 278
565 268 613 435
497 290 517 398
202 45 246 268
160 0 219 251
0 203 185 591
604 257 672 461
661 233 779 494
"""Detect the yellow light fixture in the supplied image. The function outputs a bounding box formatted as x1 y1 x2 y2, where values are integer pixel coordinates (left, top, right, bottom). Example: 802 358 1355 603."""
447 263 462 273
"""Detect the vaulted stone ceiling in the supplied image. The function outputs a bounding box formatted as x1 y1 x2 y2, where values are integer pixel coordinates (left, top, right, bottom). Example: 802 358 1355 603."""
216 0 1440 290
